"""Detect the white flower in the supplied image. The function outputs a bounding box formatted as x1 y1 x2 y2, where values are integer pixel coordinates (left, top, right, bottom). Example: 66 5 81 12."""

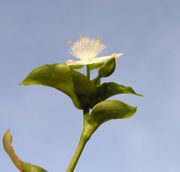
66 35 123 66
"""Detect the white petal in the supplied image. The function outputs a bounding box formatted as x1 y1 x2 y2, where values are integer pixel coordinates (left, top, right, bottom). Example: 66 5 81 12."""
66 60 88 65
92 53 123 63
66 53 123 66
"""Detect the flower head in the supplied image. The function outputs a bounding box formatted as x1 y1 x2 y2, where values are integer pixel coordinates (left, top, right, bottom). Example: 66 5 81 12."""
66 35 123 66
70 35 106 61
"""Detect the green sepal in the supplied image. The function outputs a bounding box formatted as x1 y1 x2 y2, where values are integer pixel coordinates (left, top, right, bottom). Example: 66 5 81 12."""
21 64 97 109
97 82 143 102
87 100 137 127
23 162 47 172
98 58 116 77
69 64 84 69
89 62 103 70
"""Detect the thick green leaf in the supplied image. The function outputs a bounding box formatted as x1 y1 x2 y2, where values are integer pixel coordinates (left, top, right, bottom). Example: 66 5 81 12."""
97 82 143 101
21 64 80 108
23 163 47 172
21 64 97 109
98 58 116 77
88 100 137 126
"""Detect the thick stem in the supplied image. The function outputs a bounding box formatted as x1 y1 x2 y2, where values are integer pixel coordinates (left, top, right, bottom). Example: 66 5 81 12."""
66 131 89 172
66 110 92 172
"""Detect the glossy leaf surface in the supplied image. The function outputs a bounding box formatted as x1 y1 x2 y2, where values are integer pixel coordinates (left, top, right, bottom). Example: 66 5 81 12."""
21 64 97 109
88 100 137 126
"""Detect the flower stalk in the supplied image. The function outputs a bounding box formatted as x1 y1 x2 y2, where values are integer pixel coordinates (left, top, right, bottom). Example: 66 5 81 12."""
86 65 90 79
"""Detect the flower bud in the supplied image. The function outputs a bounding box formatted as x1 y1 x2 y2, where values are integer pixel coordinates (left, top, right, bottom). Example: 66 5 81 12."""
98 58 116 77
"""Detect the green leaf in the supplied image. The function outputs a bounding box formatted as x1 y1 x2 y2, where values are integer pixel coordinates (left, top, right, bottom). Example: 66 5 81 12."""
98 58 116 77
2 130 47 172
97 82 143 101
71 68 97 109
23 163 47 172
21 64 80 108
88 100 137 127
21 64 97 109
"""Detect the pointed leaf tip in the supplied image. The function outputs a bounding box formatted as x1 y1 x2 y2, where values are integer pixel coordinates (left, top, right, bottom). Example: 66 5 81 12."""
20 64 81 108
20 63 98 109
97 82 143 102
3 129 23 171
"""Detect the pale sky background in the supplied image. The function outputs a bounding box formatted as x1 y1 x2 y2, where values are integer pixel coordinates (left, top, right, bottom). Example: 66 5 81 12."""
0 0 180 172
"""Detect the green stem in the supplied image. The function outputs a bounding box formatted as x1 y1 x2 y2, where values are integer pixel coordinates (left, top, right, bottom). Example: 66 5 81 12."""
66 110 92 172
66 132 89 172
92 74 101 85
86 65 90 79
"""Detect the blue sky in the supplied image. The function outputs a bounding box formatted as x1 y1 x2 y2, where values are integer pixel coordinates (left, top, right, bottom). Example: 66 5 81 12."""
0 0 180 171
